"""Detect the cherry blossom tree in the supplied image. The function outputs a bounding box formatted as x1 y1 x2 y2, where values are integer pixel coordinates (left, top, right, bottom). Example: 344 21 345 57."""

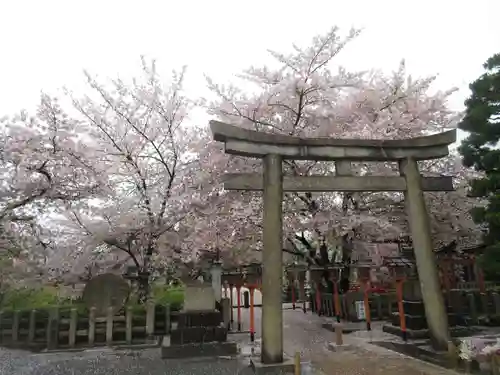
44 58 213 300
200 26 483 267
0 95 101 281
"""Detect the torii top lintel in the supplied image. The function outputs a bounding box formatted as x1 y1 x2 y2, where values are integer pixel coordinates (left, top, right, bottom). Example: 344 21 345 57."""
210 121 457 161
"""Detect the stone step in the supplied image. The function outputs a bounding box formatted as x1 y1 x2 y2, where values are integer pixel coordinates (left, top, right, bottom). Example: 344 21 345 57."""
161 338 238 359
177 310 222 328
400 300 454 315
390 312 463 330
382 324 479 340
170 326 228 345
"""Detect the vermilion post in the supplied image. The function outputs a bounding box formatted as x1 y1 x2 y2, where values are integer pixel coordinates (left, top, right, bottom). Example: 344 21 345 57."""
362 279 372 331
229 284 234 326
396 279 407 342
236 286 242 331
315 283 322 316
250 287 255 342
332 278 341 323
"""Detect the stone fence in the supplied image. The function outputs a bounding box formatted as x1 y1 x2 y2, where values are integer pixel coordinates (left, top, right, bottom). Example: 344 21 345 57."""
0 302 178 351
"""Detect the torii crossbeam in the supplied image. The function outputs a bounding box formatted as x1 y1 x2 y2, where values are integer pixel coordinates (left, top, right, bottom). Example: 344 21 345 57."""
210 120 456 361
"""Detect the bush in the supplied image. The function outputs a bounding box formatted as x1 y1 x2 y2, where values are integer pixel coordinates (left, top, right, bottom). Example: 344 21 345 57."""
0 286 76 311
151 285 184 310
0 284 185 312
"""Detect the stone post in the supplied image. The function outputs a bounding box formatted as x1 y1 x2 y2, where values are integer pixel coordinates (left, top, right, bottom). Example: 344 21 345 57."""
261 154 284 364
211 261 223 303
399 158 450 350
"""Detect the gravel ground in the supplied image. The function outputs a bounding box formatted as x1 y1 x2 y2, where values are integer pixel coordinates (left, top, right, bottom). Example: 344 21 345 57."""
1 306 459 375
0 347 253 375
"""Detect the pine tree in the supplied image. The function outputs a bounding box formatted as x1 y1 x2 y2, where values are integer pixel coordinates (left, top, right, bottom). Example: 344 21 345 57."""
459 53 500 280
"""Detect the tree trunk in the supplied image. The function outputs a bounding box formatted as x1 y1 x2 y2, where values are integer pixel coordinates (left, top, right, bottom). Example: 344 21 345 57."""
137 270 150 304
137 244 155 304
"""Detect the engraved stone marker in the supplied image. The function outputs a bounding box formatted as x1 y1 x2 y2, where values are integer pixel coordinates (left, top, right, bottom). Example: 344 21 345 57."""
82 273 130 317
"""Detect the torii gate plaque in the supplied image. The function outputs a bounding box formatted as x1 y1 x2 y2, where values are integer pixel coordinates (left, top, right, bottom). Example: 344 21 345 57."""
211 120 456 358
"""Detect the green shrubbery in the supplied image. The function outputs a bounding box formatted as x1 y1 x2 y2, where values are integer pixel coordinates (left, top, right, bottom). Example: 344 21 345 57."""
0 287 74 311
151 284 184 310
0 284 185 312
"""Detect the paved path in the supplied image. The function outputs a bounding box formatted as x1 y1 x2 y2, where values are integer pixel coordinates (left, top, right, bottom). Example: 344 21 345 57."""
235 305 460 375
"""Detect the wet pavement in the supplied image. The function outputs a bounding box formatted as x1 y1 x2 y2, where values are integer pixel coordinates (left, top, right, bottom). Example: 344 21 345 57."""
238 306 461 374
1 305 460 375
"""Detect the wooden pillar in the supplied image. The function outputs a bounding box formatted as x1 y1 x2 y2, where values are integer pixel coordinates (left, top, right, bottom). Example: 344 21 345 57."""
165 303 171 334
12 311 19 342
28 310 36 344
396 279 407 342
146 300 155 338
473 257 486 293
250 286 255 342
442 260 451 293
125 306 133 344
69 308 77 348
229 284 234 325
88 307 96 346
236 285 242 331
261 154 284 364
315 282 322 316
332 275 341 322
399 158 450 350
106 306 113 346
298 277 307 313
362 279 371 331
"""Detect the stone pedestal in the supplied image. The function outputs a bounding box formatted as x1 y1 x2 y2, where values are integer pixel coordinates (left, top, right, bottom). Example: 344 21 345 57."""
211 262 223 303
183 284 216 311
221 297 231 329
385 299 463 339
250 357 296 375
161 283 237 359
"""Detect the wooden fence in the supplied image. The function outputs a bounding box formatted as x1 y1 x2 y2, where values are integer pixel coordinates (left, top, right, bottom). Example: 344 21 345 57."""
0 302 178 351
311 292 396 321
312 289 500 325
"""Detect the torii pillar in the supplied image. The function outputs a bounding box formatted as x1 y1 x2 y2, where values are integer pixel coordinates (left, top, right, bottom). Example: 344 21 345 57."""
261 154 284 363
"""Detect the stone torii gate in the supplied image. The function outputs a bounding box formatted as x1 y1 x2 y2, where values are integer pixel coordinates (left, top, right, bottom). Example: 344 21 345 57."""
210 120 456 361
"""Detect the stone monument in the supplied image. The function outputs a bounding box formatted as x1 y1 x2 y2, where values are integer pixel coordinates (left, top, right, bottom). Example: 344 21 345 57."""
161 267 237 359
82 273 130 316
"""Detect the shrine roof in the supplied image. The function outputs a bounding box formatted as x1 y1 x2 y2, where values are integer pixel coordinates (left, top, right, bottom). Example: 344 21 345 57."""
434 241 485 257
382 256 414 268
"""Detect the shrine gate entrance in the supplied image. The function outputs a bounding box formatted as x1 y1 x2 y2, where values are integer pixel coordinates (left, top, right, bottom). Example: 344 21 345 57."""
210 120 456 361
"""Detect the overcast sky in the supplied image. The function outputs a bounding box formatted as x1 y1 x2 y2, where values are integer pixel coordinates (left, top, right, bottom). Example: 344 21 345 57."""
1 0 499 138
